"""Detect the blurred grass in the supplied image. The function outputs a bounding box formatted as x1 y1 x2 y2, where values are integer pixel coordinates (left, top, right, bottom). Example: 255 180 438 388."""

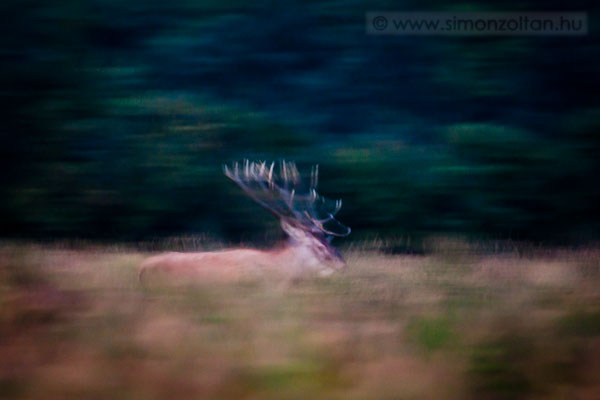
1 241 599 399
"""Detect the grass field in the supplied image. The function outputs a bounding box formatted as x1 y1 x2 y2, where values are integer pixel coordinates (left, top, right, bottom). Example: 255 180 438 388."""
1 241 600 399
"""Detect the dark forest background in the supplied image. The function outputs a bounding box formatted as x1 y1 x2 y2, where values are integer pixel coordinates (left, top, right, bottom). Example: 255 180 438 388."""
1 1 599 245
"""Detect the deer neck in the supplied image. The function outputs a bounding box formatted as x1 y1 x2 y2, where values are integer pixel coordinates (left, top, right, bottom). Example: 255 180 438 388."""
270 239 322 274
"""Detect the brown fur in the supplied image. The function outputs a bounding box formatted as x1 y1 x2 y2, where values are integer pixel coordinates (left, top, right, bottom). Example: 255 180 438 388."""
138 242 341 285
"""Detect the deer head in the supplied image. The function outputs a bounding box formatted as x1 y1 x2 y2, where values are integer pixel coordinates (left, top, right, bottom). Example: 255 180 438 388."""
223 160 350 274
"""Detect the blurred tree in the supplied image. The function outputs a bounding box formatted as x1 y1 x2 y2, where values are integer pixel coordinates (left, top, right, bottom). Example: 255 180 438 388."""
0 0 598 244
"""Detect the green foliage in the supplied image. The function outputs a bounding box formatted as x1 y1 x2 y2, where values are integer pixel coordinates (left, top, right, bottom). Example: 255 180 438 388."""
406 315 455 353
558 311 600 337
469 336 533 399
1 1 599 243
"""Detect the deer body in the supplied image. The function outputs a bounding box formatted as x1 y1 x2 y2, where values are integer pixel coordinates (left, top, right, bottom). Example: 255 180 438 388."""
139 242 340 283
139 161 350 284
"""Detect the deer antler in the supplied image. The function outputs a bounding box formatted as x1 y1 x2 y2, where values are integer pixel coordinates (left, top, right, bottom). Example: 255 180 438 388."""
224 160 351 237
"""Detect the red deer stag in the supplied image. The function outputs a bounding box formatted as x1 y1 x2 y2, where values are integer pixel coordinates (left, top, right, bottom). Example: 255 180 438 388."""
139 160 350 283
